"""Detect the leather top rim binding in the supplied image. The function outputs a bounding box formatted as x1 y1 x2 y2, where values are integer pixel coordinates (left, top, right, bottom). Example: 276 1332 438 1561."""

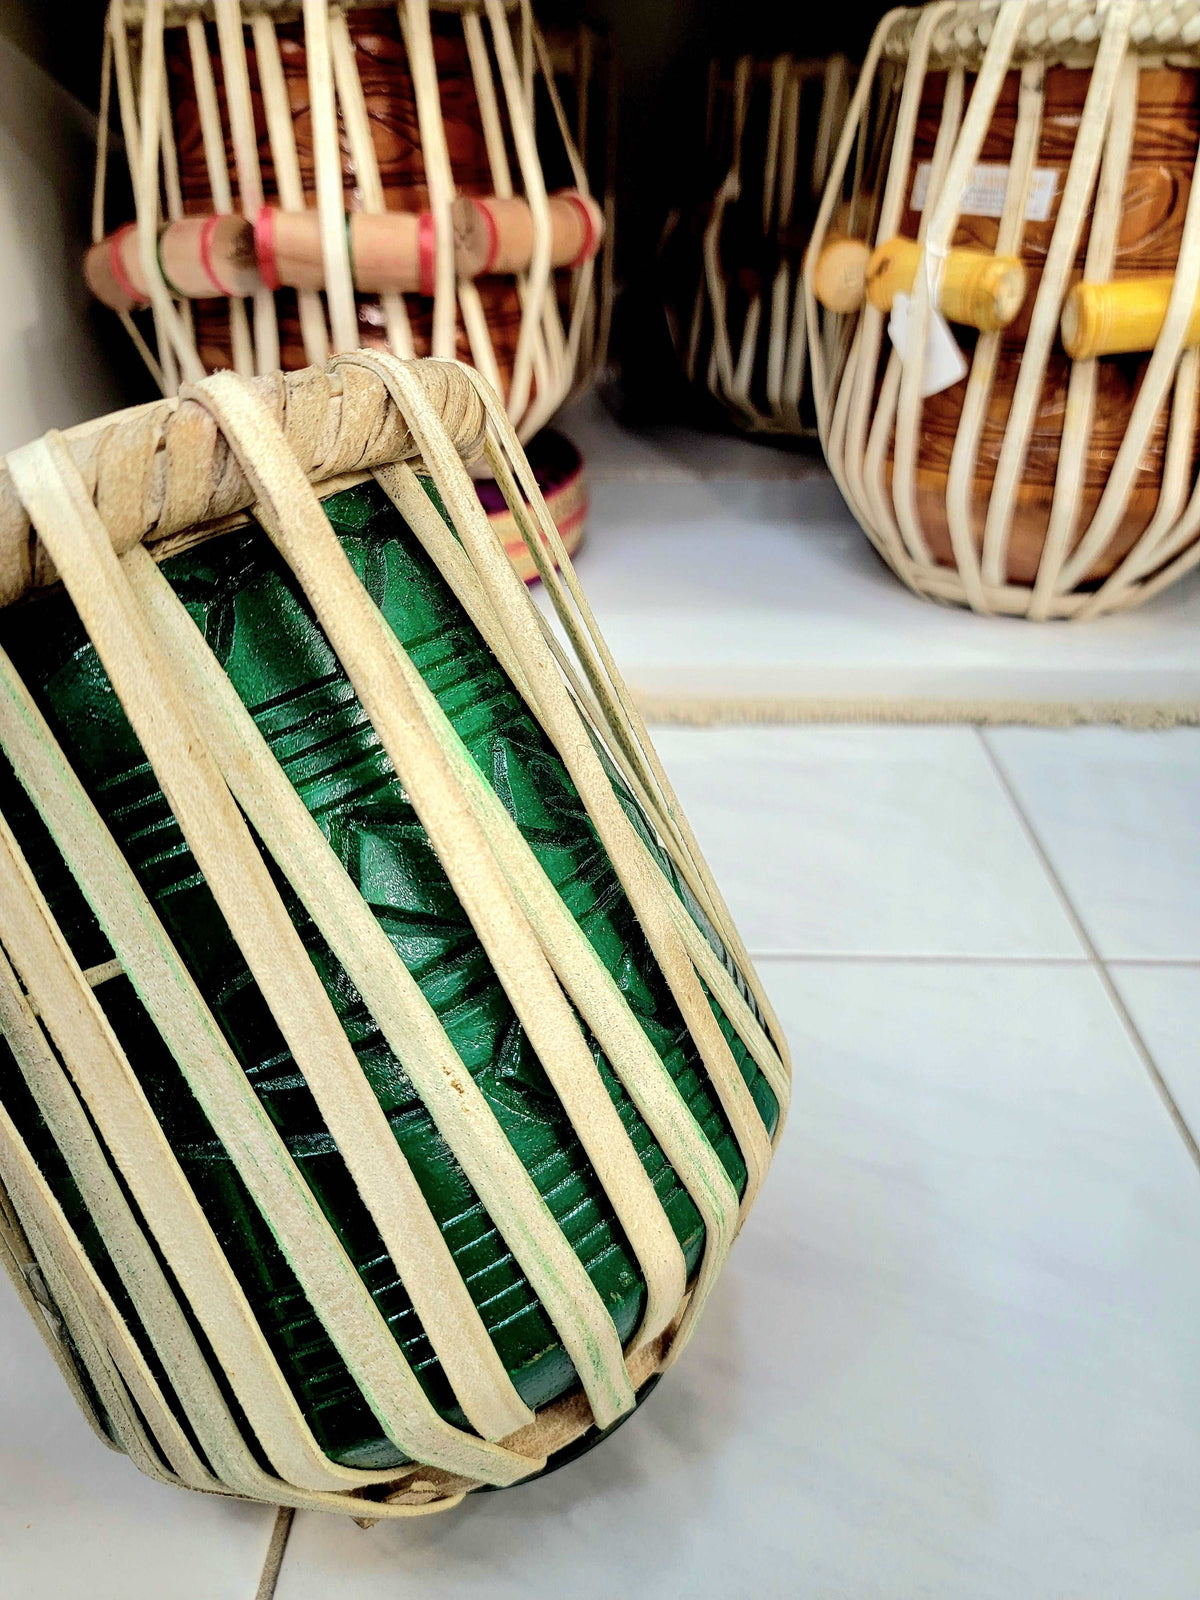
882 0 1200 69
0 361 488 608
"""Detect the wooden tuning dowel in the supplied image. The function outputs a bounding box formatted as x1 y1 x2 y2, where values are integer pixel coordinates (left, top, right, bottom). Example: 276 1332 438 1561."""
451 190 604 276
256 207 430 294
255 190 605 298
865 237 1026 332
1061 276 1200 360
809 200 873 314
811 233 872 314
83 216 258 312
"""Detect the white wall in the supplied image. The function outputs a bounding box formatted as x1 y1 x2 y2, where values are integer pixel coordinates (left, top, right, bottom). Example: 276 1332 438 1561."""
0 31 130 453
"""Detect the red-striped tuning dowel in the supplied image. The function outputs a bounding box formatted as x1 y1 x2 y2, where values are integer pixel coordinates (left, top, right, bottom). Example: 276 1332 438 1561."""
255 190 605 296
452 190 604 276
83 216 258 312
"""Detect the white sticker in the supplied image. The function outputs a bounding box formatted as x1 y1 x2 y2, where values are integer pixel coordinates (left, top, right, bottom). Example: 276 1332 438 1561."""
911 161 1059 223
888 292 968 398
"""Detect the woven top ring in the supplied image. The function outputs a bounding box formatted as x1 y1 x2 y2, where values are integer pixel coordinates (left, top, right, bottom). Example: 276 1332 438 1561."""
0 360 488 609
117 0 519 22
882 0 1200 68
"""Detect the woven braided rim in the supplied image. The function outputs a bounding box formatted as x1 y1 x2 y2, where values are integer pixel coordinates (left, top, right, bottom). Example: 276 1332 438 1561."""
120 1 521 18
882 0 1200 67
0 355 788 1519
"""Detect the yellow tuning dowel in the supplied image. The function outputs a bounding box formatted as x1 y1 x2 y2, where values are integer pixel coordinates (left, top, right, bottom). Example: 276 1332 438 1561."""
864 237 1027 332
1061 276 1200 360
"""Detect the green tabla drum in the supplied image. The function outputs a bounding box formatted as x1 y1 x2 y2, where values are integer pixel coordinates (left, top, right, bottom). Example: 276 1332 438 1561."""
0 354 788 1518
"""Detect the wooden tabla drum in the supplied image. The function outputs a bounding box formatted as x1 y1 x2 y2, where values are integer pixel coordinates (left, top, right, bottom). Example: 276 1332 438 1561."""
480 425 587 581
806 0 1200 619
662 53 852 436
89 0 608 575
0 354 788 1516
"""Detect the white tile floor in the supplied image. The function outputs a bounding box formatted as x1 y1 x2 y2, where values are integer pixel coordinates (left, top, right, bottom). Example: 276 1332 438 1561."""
6 721 1200 1598
0 1296 279 1599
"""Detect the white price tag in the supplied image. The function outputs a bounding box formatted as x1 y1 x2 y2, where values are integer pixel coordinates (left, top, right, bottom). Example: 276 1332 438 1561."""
888 291 968 398
911 161 1059 223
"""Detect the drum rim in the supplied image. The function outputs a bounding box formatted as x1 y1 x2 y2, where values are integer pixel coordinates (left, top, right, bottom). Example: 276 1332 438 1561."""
118 0 520 24
882 0 1200 70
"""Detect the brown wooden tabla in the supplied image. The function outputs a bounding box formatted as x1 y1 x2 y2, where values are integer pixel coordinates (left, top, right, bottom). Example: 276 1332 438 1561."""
92 1 606 446
805 0 1200 619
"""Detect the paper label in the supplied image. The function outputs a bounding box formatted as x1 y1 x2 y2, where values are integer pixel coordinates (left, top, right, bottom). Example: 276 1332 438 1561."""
888 292 968 398
911 161 1059 223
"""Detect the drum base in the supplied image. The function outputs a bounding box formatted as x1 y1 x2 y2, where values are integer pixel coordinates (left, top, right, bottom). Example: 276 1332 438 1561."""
477 430 587 584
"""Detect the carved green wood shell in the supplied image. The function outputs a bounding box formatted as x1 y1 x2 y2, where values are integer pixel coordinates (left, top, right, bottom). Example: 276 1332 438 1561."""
0 479 777 1472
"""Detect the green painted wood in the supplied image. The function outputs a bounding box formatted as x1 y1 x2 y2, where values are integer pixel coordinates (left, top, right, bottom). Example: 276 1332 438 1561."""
0 479 777 1472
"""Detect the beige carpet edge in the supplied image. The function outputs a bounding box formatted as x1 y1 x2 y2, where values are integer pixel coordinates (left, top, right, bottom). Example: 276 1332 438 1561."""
632 695 1200 730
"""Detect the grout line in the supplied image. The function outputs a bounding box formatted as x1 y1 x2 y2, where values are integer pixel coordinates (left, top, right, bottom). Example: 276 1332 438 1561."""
976 728 1200 1174
747 951 1093 965
253 1507 295 1600
1103 957 1200 969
